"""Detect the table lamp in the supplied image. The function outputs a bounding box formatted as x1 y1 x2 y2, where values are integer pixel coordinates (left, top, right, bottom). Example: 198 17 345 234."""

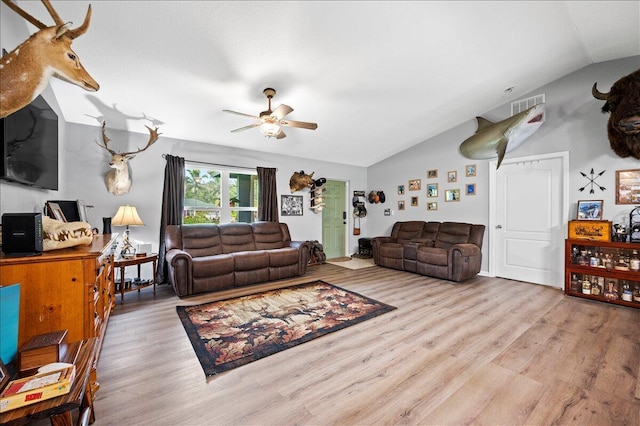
111 205 144 257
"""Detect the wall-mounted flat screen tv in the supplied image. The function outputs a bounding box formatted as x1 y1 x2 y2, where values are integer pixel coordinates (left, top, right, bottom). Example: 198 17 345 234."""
1 95 59 190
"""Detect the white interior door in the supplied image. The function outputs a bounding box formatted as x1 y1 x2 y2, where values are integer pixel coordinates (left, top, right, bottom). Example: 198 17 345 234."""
490 152 568 287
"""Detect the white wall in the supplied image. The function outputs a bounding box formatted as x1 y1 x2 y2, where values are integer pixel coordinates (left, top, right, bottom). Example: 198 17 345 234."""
366 56 640 274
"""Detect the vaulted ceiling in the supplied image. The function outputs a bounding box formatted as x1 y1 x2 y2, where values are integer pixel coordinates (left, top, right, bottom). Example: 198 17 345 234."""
3 1 639 166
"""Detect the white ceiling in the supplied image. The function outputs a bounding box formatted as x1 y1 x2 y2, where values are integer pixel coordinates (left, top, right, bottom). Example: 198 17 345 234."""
4 1 640 167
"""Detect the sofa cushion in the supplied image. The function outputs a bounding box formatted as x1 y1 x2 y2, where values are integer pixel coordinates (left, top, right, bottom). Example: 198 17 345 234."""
417 247 448 266
220 223 256 253
434 222 473 249
181 224 223 257
268 247 299 267
233 251 269 271
393 221 428 243
422 222 441 241
252 221 285 250
379 243 404 259
192 254 234 277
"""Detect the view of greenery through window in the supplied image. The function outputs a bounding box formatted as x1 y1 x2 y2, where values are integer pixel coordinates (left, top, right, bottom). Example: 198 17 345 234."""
183 166 258 224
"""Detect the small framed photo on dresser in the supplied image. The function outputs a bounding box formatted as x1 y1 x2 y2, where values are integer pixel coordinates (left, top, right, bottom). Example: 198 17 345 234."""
0 360 8 391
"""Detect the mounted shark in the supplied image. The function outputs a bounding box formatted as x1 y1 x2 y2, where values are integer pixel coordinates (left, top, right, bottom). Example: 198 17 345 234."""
459 103 545 169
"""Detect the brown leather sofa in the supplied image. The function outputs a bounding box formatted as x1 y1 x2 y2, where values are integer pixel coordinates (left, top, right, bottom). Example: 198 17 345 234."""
371 221 485 282
165 222 310 297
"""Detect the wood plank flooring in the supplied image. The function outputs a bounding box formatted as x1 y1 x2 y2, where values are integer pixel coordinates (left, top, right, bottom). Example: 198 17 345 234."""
90 264 639 425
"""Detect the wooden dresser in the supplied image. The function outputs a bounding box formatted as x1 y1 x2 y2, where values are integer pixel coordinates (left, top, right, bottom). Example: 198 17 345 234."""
0 234 117 355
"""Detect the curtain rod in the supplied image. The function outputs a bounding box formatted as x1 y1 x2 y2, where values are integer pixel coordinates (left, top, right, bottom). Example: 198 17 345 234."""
162 154 277 172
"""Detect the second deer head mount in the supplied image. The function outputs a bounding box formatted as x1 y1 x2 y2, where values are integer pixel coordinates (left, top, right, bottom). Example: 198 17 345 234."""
96 122 160 195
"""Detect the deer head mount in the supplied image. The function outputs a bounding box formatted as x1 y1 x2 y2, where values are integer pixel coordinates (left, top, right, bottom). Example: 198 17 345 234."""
96 122 160 196
0 0 99 118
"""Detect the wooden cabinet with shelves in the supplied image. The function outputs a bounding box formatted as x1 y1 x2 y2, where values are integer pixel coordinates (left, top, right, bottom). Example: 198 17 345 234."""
565 239 640 309
0 234 118 352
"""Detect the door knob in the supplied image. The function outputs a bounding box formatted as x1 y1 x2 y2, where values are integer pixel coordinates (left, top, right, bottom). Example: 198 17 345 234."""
496 225 502 229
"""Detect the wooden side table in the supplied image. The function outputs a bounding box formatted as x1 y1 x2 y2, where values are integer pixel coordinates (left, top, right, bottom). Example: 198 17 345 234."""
0 338 98 426
114 254 158 304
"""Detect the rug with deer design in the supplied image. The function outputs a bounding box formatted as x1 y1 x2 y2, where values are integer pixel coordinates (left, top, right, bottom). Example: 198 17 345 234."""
176 280 396 376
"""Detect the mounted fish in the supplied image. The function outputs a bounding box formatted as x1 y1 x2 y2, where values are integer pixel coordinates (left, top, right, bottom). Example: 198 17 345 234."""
459 103 545 169
592 69 640 159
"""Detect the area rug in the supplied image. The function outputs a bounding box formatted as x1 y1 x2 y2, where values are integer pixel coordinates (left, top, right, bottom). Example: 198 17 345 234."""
176 280 396 376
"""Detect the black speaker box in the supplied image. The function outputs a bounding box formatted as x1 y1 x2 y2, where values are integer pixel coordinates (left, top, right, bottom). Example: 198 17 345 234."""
1 213 43 255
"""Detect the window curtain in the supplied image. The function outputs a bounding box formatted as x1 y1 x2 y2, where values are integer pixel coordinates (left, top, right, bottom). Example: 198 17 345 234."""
157 154 185 284
257 167 279 222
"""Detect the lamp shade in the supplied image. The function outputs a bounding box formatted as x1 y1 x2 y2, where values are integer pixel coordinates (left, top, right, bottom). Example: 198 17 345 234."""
111 205 144 227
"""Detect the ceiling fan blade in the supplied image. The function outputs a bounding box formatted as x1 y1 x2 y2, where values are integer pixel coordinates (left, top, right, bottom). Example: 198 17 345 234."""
223 109 260 119
271 104 294 120
230 123 261 133
275 129 287 139
281 119 318 130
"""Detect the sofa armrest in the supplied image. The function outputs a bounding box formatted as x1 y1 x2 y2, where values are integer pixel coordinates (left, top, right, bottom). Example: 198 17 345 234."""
448 243 482 282
165 248 193 297
449 243 480 258
371 236 396 264
289 240 311 274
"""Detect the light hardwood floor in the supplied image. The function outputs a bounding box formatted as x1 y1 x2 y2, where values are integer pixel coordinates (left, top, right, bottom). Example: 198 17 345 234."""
91 264 639 425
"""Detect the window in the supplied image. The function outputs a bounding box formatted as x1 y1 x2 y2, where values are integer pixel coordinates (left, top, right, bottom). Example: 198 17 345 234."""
183 164 258 224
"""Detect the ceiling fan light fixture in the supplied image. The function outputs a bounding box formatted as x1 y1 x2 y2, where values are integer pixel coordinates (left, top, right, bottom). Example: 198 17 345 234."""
259 121 281 137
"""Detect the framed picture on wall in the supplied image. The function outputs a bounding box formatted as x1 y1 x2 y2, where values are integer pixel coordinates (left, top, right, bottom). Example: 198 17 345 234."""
427 202 438 211
447 171 457 183
445 189 460 202
281 195 303 216
615 169 640 204
398 200 405 210
466 164 476 177
427 183 438 197
409 179 421 191
397 185 405 195
427 169 438 179
411 196 418 206
577 200 603 220
466 183 476 196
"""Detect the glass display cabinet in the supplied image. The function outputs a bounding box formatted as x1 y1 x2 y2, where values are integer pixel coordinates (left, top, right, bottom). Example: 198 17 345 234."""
565 239 640 309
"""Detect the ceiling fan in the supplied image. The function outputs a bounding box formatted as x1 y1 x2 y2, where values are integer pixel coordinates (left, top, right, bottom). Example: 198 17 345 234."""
223 88 318 139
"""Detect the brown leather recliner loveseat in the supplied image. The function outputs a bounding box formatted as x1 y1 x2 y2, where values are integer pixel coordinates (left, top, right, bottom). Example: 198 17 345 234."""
165 222 310 297
371 221 485 282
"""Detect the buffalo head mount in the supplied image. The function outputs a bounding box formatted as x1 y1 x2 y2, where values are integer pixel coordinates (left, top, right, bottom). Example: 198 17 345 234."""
289 170 315 192
592 69 640 159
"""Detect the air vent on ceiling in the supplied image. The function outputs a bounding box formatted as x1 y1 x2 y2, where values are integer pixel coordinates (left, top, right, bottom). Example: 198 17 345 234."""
511 93 545 116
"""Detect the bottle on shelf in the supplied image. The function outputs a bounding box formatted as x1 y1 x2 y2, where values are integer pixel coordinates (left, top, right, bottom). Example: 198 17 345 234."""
582 276 592 295
621 281 633 302
591 275 604 296
630 250 640 272
604 253 614 271
605 279 619 300
634 285 640 303
578 250 589 266
570 273 581 293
